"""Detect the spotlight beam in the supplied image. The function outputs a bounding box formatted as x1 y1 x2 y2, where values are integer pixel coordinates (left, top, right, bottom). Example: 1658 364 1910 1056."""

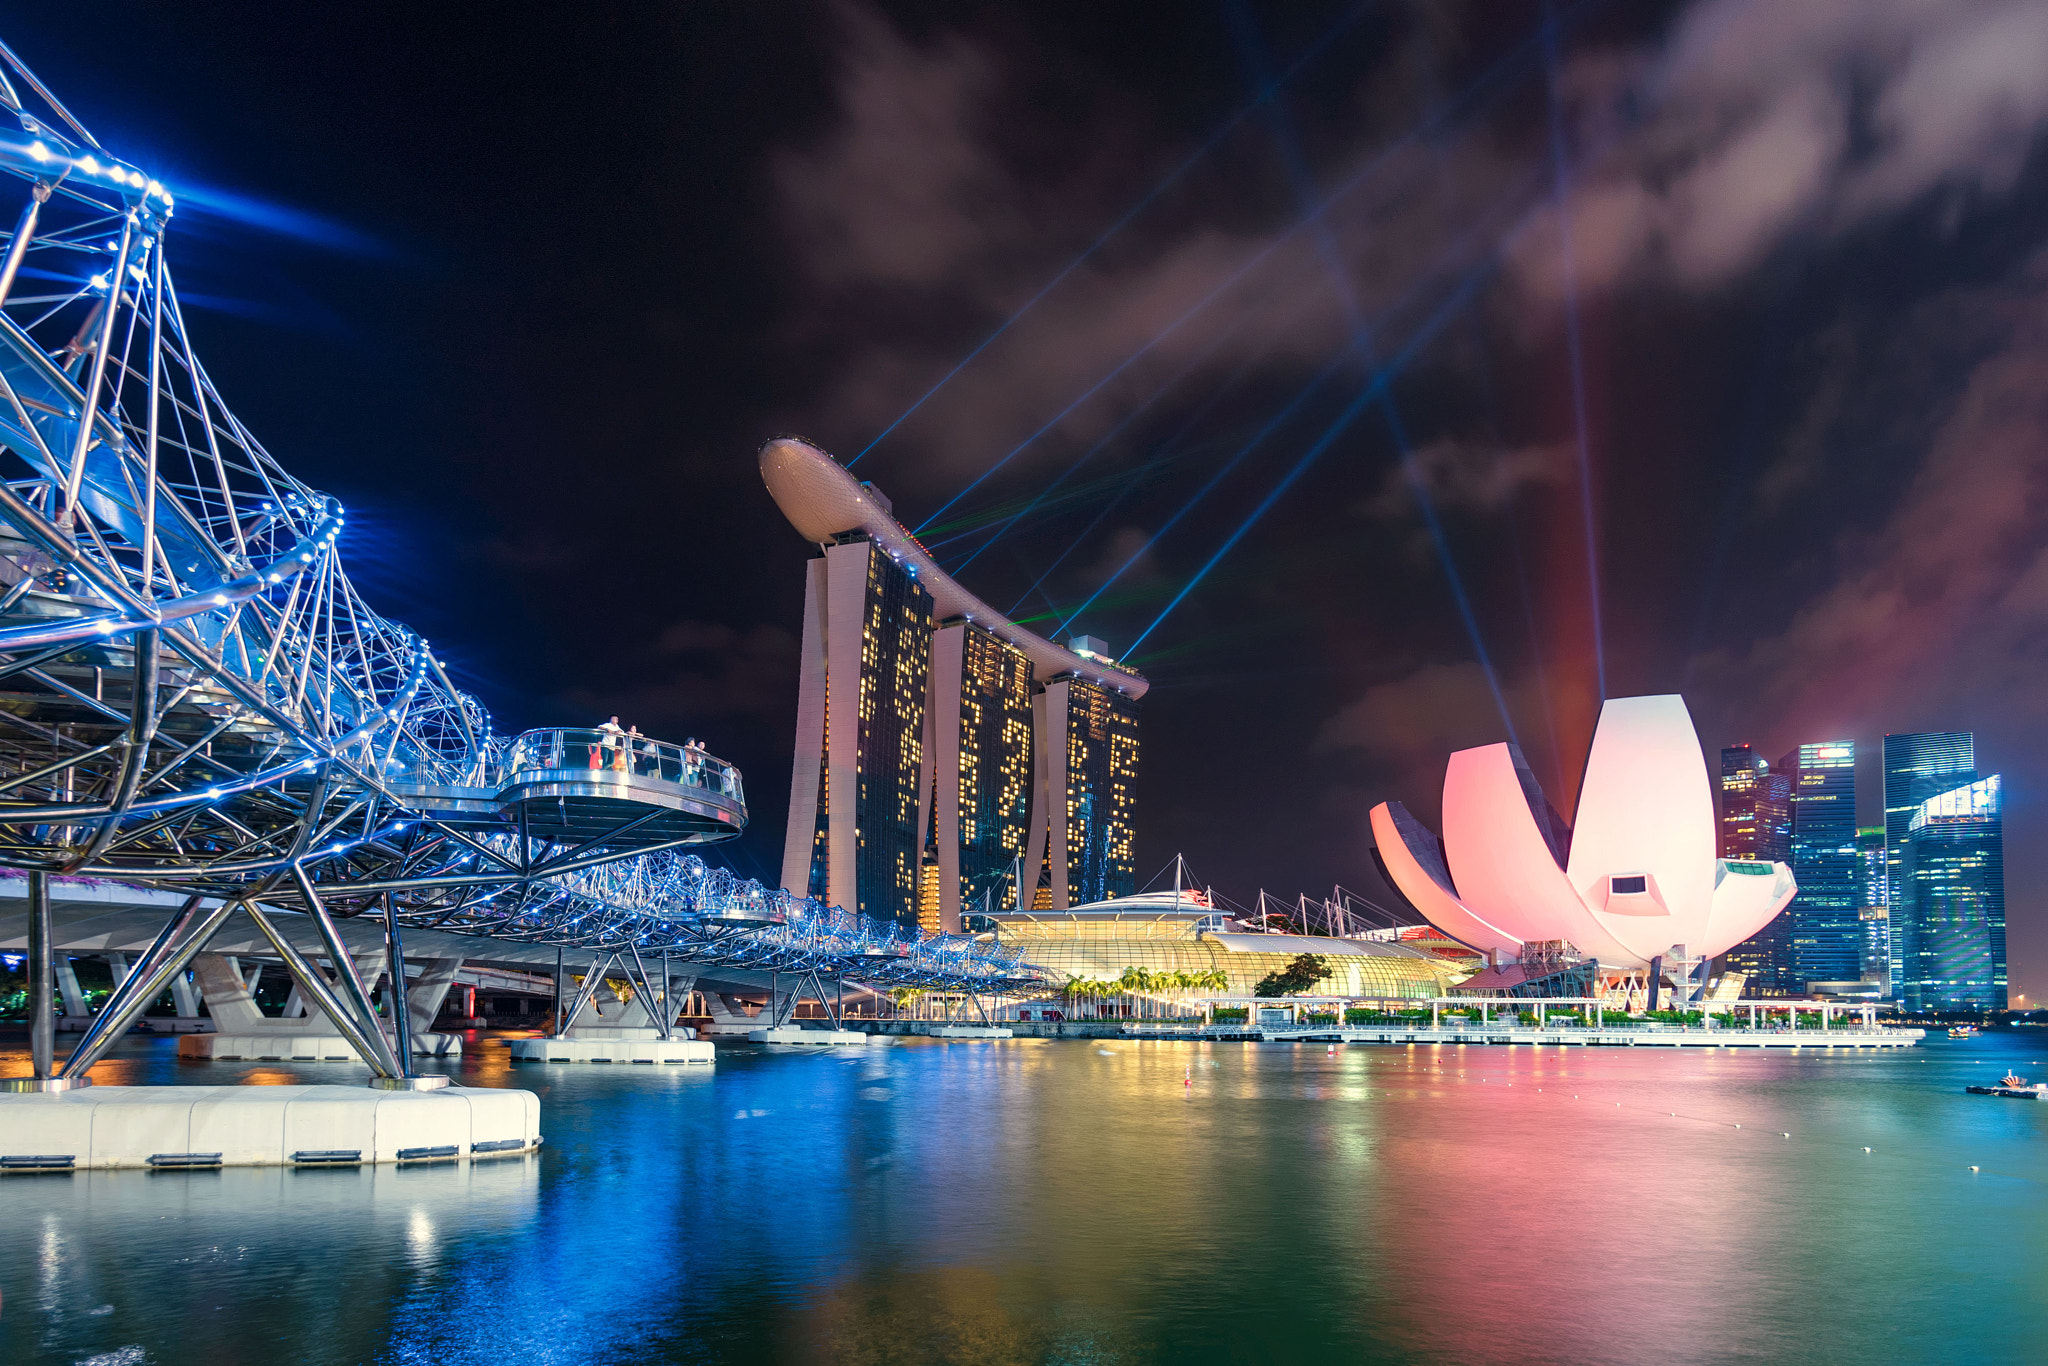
1543 1 1606 700
1001 370 1290 619
1053 345 1352 638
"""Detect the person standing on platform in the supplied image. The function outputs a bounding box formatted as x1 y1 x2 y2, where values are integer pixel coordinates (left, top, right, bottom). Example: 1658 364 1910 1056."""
593 715 623 770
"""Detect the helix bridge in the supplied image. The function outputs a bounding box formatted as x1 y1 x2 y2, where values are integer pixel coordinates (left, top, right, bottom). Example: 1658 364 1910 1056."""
0 36 1049 1085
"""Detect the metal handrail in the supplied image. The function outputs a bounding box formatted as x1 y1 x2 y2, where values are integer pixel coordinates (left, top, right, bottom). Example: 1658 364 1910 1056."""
502 727 744 805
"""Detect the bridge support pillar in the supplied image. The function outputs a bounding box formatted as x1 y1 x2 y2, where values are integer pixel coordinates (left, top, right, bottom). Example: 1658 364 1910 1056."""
407 958 464 1035
170 970 201 1020
55 954 90 1025
178 943 461 1063
190 954 271 1032
699 992 782 1038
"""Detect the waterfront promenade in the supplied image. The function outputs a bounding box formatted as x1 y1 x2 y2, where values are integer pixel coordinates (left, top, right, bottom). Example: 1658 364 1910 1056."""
863 1018 1925 1047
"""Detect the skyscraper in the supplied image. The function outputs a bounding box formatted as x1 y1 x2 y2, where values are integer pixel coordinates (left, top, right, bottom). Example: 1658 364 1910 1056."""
1722 746 1763 855
1856 826 1888 909
1882 732 1975 995
763 437 1147 930
1781 740 1861 989
1720 745 1795 993
920 618 1035 930
783 533 934 926
1898 775 2006 1011
1025 668 1141 909
1856 826 1889 992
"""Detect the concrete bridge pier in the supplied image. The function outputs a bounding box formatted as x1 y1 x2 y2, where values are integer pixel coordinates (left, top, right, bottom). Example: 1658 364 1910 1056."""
507 951 712 1065
701 990 790 1037
55 954 91 1031
407 958 464 1036
177 952 461 1062
0 888 536 1179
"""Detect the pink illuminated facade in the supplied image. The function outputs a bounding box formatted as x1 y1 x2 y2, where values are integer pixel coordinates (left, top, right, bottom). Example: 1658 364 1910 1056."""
1370 695 1796 973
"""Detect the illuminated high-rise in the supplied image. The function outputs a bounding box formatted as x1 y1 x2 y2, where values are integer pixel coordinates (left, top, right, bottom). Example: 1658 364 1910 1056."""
762 438 1147 931
921 618 1035 930
1898 775 2006 1011
1025 662 1141 910
1780 740 1861 989
782 532 934 926
1882 732 1974 995
1856 826 1889 992
1720 745 1795 993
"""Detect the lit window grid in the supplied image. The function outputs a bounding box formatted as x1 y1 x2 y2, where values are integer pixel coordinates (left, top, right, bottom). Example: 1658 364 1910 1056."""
955 626 1033 910
849 546 932 925
1898 809 2006 1010
1060 679 1139 904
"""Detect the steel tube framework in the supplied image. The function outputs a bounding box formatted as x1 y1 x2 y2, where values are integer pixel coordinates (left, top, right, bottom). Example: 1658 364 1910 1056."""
0 35 1053 1085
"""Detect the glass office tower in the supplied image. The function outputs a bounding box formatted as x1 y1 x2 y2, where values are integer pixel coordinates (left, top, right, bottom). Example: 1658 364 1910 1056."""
1856 826 1890 992
1882 732 1975 996
1780 741 1861 989
1720 745 1796 993
1898 775 2007 1011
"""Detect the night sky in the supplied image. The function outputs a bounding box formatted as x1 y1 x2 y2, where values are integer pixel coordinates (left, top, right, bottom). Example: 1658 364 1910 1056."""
11 2 2046 995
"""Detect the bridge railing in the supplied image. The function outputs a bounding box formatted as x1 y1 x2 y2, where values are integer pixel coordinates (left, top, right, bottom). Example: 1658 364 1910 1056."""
503 727 744 804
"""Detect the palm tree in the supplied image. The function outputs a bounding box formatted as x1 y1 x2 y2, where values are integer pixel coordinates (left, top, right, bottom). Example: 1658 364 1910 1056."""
1118 966 1145 1017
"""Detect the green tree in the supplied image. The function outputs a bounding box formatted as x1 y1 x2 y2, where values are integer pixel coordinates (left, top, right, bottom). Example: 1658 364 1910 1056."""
1253 953 1333 998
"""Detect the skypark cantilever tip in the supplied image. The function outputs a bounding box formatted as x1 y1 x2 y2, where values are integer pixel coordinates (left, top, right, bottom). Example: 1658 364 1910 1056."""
757 436 1149 699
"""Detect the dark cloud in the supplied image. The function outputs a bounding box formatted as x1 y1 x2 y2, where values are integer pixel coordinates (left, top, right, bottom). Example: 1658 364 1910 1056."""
1511 0 2048 298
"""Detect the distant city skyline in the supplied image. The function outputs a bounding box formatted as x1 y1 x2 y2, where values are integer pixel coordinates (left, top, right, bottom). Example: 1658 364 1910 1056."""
1715 728 2007 1009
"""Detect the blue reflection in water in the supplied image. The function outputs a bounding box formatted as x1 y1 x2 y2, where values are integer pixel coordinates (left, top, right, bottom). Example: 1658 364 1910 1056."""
2 1032 2045 1364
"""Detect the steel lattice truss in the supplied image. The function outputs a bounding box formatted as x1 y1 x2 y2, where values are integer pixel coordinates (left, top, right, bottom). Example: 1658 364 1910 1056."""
0 35 1050 1001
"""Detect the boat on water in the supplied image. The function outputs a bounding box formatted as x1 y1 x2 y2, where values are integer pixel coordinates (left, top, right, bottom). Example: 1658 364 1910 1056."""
1949 1025 1981 1039
1965 1071 2048 1100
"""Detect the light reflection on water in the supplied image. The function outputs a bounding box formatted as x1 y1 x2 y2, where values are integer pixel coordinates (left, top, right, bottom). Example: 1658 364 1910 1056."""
1 1030 2044 1364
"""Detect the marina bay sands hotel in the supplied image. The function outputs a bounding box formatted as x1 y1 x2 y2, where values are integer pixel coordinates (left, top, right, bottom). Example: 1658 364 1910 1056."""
760 438 1146 933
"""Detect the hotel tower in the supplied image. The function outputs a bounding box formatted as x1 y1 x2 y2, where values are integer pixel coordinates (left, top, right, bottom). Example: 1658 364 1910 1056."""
761 438 1148 932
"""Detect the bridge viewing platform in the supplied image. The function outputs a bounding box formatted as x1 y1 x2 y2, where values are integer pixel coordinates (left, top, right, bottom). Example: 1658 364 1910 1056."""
389 727 748 849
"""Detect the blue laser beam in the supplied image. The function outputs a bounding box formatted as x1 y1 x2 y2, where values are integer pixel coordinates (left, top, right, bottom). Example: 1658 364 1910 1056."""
943 249 1328 575
1226 0 1368 337
1052 345 1352 637
846 0 1378 469
1381 394 1521 750
912 12 1573 534
1226 2 1519 752
1062 151 1547 639
1001 324 1320 618
1123 262 1493 659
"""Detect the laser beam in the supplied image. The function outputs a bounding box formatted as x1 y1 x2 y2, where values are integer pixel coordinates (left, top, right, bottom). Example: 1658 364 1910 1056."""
1123 262 1494 660
912 11 1577 533
846 0 1378 468
1543 1 1605 701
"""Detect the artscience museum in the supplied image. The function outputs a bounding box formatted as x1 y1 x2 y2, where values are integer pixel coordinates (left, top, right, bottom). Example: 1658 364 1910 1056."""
1370 695 1796 1000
